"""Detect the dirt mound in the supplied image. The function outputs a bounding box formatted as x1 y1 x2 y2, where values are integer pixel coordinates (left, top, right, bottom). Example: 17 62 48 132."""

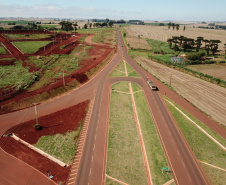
0 101 89 184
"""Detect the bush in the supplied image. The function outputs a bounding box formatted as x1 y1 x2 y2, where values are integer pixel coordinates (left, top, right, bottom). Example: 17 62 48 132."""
187 51 206 61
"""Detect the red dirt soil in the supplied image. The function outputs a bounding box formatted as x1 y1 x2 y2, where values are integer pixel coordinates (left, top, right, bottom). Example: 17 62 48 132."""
0 31 114 109
0 100 89 184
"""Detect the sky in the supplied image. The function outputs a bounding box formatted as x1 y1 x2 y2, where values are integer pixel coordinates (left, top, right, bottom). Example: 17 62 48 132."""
0 0 226 21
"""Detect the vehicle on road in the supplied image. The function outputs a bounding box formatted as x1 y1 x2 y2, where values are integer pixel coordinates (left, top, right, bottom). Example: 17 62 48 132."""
147 77 157 90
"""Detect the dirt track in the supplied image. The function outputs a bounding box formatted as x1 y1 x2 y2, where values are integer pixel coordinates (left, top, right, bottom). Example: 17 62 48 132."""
135 56 226 126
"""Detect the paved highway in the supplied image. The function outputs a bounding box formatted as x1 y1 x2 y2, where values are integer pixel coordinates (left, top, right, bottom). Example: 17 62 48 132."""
0 27 211 185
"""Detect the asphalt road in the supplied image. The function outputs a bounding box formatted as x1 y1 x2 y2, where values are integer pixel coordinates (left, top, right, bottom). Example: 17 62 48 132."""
0 27 211 185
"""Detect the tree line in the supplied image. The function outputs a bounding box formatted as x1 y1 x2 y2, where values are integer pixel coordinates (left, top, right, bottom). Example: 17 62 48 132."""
167 36 221 55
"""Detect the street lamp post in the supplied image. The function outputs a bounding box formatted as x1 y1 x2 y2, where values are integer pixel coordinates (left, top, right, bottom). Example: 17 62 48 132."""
63 70 65 86
33 103 38 125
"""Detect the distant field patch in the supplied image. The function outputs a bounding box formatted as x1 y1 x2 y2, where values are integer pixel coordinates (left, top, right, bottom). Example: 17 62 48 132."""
5 34 52 40
12 41 51 54
146 39 175 54
187 64 226 81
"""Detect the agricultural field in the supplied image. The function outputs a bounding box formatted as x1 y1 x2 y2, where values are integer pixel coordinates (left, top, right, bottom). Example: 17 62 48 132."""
124 25 226 52
187 63 226 81
130 52 226 126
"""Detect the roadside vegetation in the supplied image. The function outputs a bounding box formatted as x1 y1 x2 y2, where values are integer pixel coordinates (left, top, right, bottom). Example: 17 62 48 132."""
35 124 82 165
132 83 173 184
106 81 173 185
164 97 226 185
107 81 148 185
12 41 51 54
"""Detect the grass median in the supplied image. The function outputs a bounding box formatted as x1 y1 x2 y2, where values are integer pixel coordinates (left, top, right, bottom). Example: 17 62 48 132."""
106 81 148 185
132 83 173 185
106 81 173 185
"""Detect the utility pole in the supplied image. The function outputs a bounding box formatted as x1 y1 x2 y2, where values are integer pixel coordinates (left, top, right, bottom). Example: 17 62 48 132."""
170 74 172 86
63 70 65 86
33 103 38 125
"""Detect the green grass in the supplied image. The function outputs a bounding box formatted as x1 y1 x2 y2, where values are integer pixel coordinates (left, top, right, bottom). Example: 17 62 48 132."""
164 97 226 185
126 63 140 78
0 60 37 90
0 20 34 25
77 28 115 45
146 39 175 54
109 61 126 78
4 34 52 40
0 46 6 54
132 85 173 184
12 41 51 54
78 35 88 42
107 81 148 185
35 126 82 165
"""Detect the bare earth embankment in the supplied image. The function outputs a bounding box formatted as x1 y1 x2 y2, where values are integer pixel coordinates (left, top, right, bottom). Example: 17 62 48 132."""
135 56 226 126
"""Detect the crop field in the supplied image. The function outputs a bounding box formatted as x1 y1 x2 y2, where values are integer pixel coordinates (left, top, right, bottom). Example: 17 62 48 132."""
187 63 226 81
146 39 175 54
124 25 226 52
130 52 226 126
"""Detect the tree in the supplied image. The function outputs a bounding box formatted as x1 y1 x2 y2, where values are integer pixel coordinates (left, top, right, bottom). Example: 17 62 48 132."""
176 24 180 31
168 22 172 29
84 24 88 29
73 22 78 32
167 38 173 48
59 21 74 31
183 25 186 31
224 43 226 55
89 23 92 29
172 23 175 30
108 21 114 27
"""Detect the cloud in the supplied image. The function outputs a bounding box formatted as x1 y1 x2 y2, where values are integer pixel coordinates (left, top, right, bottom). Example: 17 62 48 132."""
0 3 146 19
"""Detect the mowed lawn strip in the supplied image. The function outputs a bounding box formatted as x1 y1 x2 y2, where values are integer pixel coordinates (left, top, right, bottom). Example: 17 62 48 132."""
13 41 51 54
131 83 173 185
126 63 140 78
106 81 148 185
0 45 7 54
34 124 82 165
164 98 226 185
109 61 126 78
